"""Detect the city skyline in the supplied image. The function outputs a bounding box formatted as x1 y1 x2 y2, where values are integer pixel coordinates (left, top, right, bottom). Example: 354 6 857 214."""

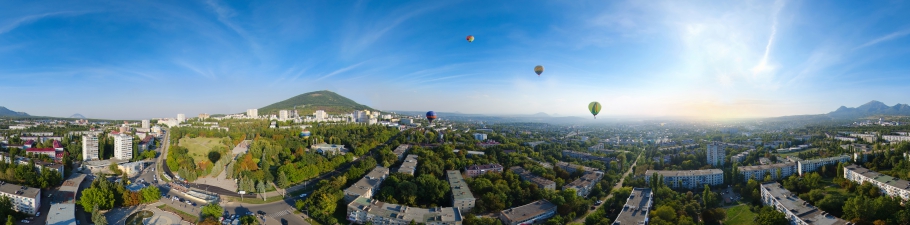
2 1 910 119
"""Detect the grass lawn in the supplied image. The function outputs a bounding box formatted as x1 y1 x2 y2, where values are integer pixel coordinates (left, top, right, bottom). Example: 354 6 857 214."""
724 204 757 225
777 148 817 157
178 137 226 164
157 204 199 222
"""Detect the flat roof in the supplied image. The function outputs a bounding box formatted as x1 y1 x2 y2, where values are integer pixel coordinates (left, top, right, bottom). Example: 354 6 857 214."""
738 162 796 172
644 169 722 177
565 171 603 190
59 174 86 193
555 161 598 172
446 170 474 200
392 144 410 157
845 165 910 190
465 164 502 171
800 155 850 164
348 197 462 223
398 155 418 173
0 182 39 199
613 188 652 225
499 200 557 223
344 167 389 196
761 182 848 225
510 167 555 187
46 203 76 225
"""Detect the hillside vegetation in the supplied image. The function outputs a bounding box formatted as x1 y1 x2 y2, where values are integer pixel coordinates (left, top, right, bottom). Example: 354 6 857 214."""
258 90 375 115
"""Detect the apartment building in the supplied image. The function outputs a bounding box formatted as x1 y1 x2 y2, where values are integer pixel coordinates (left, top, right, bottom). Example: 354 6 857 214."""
760 182 848 225
398 155 418 175
343 167 390 203
706 142 725 167
644 169 723 189
113 134 133 160
561 150 615 166
612 188 652 225
446 170 475 212
498 200 557 225
797 155 850 175
563 171 604 197
0 182 40 215
738 163 797 182
555 162 598 174
510 167 556 190
464 164 503 178
844 165 910 200
346 197 462 225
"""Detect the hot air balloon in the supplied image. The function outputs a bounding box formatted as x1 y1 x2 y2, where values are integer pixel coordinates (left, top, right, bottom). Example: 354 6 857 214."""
466 35 474 42
534 65 544 77
426 111 437 123
588 101 602 119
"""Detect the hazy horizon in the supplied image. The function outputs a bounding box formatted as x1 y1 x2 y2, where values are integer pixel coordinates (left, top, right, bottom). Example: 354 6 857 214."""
2 1 910 120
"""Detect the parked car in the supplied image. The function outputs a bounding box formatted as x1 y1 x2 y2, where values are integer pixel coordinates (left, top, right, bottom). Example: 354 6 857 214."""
20 220 29 224
299 193 308 198
36 212 40 217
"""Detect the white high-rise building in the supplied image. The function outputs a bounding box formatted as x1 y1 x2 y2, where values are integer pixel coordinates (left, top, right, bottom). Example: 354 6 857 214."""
279 110 289 121
177 114 186 123
141 120 150 129
82 135 99 161
707 142 725 167
114 134 133 160
247 109 258 118
314 110 327 121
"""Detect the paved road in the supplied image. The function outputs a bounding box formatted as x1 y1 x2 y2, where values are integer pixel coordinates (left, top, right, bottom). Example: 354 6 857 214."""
574 152 640 224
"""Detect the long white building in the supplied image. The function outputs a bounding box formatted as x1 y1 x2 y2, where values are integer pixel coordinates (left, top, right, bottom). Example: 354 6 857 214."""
738 163 797 182
644 169 723 189
82 135 99 161
247 109 258 118
706 142 725 167
113 134 133 160
612 188 652 225
796 155 850 175
760 182 848 225
0 182 40 215
844 165 910 200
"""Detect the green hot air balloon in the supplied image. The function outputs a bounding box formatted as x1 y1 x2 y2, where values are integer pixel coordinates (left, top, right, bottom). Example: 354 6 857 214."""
588 101 602 119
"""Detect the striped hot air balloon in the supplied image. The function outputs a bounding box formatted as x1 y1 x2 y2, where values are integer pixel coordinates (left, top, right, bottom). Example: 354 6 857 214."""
466 35 474 42
588 102 602 119
534 65 544 77
426 111 437 123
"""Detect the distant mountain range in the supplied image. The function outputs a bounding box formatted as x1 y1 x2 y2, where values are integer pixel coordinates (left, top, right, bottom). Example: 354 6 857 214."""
259 90 375 115
70 114 86 119
827 100 910 118
0 106 29 117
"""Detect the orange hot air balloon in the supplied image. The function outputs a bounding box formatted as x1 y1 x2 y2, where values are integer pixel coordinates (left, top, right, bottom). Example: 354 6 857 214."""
466 35 475 42
534 65 544 77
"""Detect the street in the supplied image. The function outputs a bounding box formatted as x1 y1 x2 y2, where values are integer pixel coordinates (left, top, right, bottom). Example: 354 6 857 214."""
573 152 640 224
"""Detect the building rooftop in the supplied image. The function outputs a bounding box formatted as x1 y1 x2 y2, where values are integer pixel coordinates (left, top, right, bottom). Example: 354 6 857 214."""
761 182 848 225
555 161 599 172
800 155 850 164
446 170 474 201
348 197 462 223
392 144 410 157
465 164 503 171
644 169 723 177
613 188 652 225
398 155 418 174
564 171 604 190
59 174 86 193
345 167 390 196
0 182 39 199
26 148 56 153
499 200 557 223
46 203 76 225
510 166 556 187
845 165 910 190
738 162 796 172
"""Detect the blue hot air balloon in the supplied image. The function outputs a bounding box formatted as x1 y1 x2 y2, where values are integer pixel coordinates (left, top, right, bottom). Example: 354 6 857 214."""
426 111 437 123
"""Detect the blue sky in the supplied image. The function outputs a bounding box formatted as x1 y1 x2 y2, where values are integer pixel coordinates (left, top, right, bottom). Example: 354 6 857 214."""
2 0 910 119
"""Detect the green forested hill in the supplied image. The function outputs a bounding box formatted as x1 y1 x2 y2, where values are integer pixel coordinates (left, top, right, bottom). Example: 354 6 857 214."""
259 90 375 115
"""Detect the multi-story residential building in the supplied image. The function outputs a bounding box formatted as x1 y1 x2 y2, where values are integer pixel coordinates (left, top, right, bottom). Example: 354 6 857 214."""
279 110 289 121
392 144 410 161
797 155 850 175
555 162 598 174
731 149 754 163
311 143 346 155
644 169 723 189
510 167 556 190
0 182 40 215
473 133 487 141
760 182 848 225
138 135 155 151
612 188 652 225
82 135 99 161
141 120 150 129
52 140 64 152
343 167 390 202
844 165 910 200
398 155 418 175
738 163 797 182
113 134 133 160
883 135 910 143
198 113 210 120
498 200 557 225
464 164 503 178
25 148 58 159
850 133 878 142
0 152 65 179
707 142 725 167
314 110 327 121
177 114 186 123
247 109 258 118
346 196 463 225
562 150 615 166
563 171 604 197
446 170 475 212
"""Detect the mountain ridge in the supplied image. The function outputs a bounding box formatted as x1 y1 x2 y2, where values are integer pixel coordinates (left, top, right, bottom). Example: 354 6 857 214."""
827 100 910 118
259 90 375 115
0 106 30 117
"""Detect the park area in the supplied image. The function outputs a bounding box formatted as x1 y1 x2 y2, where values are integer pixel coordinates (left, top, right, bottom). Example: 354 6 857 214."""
178 137 228 165
723 204 757 225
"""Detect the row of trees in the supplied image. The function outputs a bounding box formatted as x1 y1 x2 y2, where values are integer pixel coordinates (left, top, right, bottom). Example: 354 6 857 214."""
78 176 160 211
0 158 62 188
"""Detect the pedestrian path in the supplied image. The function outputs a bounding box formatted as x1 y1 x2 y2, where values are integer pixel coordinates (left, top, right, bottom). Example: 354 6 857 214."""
267 207 295 218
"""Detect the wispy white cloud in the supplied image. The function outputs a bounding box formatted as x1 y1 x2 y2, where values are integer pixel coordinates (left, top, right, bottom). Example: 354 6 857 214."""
0 11 91 35
176 61 216 80
854 29 910 50
751 0 786 76
315 61 368 81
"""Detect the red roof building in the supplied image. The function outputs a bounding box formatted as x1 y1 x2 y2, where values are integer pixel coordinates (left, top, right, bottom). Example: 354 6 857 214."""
26 148 57 159
52 140 64 151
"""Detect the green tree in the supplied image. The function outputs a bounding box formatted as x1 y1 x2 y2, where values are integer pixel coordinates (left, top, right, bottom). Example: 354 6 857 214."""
756 206 788 225
277 171 289 188
92 204 108 225
201 204 224 220
140 186 161 203
80 187 115 210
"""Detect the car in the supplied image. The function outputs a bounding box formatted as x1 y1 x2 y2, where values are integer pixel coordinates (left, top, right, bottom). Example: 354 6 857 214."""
257 210 266 215
36 212 40 217
246 212 253 215
192 202 197 206
591 206 596 210
20 220 29 224
75 220 80 225
299 193 308 198
47 193 52 197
